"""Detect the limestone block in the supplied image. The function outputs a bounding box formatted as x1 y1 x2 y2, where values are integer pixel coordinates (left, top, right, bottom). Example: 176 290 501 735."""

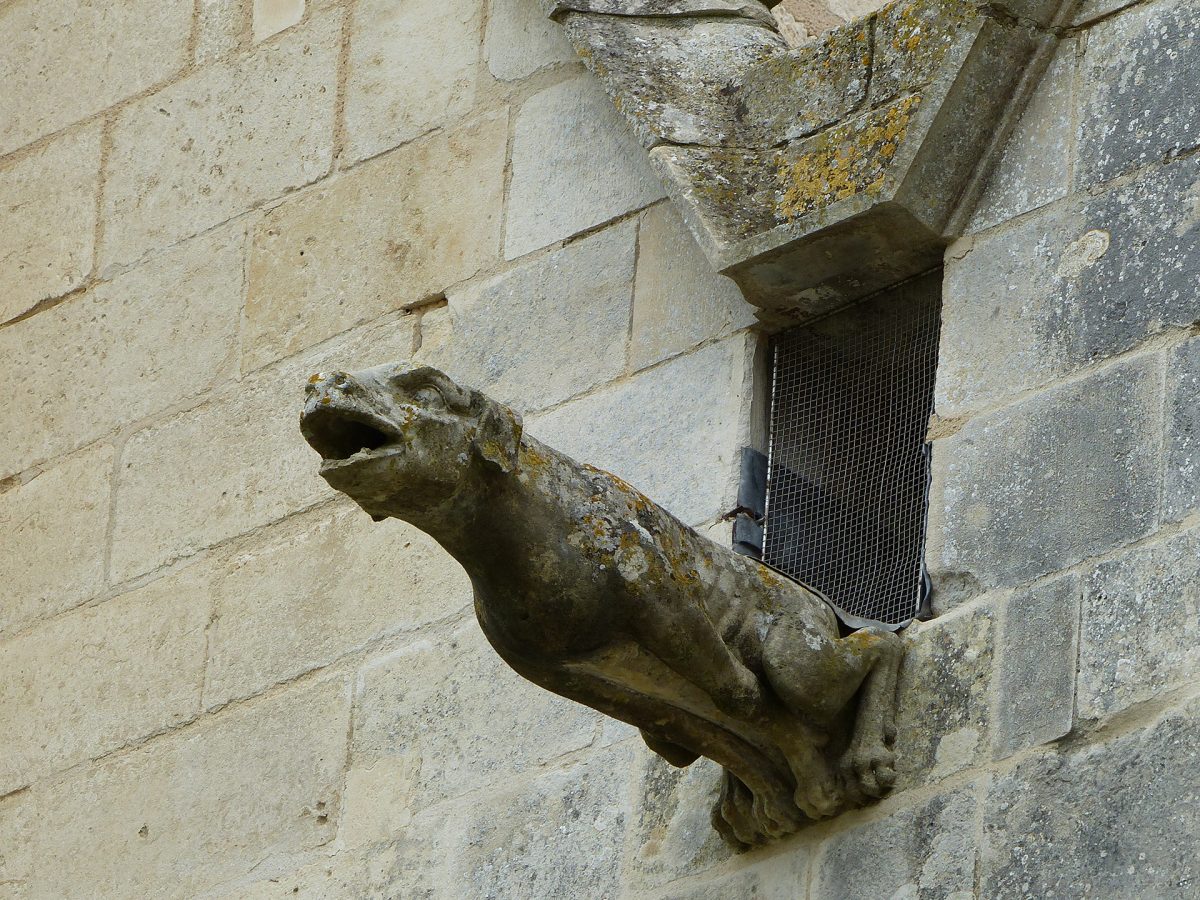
1070 0 1139 25
245 113 506 371
1164 335 1200 522
351 619 601 810
869 0 982 106
941 154 1200 415
526 334 752 526
892 606 994 790
1076 0 1200 187
624 754 738 892
0 573 208 795
560 13 791 148
657 852 811 900
505 76 666 259
811 786 979 899
993 575 1079 760
927 355 1160 590
485 0 575 81
102 13 339 269
0 444 111 637
0 224 244 480
0 0 192 156
1078 527 1200 721
980 695 1200 898
968 39 1075 233
204 502 472 706
196 0 246 63
0 125 99 323
109 313 415 582
453 745 635 899
343 0 482 165
630 204 756 371
418 221 636 411
0 678 350 898
254 0 305 41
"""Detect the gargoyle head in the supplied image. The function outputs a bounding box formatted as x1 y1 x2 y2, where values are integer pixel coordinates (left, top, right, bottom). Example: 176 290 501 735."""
300 363 522 521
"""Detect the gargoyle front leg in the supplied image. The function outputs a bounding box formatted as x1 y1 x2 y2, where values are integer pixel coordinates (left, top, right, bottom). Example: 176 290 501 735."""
838 627 903 800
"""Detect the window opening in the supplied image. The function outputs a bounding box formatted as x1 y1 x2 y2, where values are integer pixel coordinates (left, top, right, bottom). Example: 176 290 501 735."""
762 271 941 627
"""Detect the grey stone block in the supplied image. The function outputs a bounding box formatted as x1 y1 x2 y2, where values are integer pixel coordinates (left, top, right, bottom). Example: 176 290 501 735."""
993 575 1080 760
657 849 809 900
454 746 635 900
624 754 737 892
981 695 1200 898
1076 0 1200 187
812 786 979 900
940 153 1200 417
893 606 995 790
1165 335 1200 523
1078 526 1200 721
927 354 1160 590
967 38 1075 233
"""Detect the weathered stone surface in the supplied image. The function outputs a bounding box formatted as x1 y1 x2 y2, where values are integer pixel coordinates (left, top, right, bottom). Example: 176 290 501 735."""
968 39 1075 233
0 444 112 637
0 125 100 323
454 746 635 899
870 0 982 106
624 754 738 891
812 786 979 899
0 224 244 479
486 0 575 81
941 154 1200 415
253 0 305 41
1164 335 1200 523
1076 0 1200 187
204 503 472 706
0 0 192 156
551 0 778 19
631 205 757 371
417 221 635 411
1070 0 1139 25
527 334 752 526
893 607 994 790
981 695 1200 898
993 575 1079 760
302 360 906 847
245 113 506 371
0 574 208 795
103 14 339 269
561 13 790 148
195 0 245 63
0 678 349 898
927 355 1160 590
352 619 601 809
656 848 810 900
1078 527 1200 721
343 0 482 165
506 76 666 258
109 314 414 581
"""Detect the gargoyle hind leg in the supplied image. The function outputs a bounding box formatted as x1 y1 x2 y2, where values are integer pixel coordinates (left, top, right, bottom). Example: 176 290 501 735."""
762 622 904 802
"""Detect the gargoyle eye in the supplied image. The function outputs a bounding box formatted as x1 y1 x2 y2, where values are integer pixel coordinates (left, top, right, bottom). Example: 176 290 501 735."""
412 384 447 409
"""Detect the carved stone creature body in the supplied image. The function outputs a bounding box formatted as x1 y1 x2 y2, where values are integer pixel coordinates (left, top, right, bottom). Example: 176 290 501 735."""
301 363 903 846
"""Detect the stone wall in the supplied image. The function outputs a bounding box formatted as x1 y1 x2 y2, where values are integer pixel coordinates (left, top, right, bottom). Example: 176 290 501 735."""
1 0 1197 897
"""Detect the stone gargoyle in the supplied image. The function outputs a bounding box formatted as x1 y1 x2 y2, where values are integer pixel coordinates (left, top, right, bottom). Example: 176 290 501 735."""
300 363 903 847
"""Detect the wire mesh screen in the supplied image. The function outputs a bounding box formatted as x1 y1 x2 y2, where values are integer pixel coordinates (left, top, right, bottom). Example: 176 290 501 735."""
763 273 942 626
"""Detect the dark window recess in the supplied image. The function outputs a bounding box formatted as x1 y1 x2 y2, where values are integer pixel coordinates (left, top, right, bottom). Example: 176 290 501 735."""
762 272 942 627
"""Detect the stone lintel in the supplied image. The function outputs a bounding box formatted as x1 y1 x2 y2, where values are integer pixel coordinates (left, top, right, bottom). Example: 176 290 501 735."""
550 0 1068 321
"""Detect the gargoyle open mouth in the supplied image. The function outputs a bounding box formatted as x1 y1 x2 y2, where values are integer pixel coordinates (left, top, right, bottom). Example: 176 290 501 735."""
301 407 403 464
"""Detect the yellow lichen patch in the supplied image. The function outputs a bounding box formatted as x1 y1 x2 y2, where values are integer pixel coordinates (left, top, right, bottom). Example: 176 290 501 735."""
776 94 920 220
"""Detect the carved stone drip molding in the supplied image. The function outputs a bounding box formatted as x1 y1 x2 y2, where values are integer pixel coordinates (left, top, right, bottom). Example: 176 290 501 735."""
301 365 905 847
545 0 1076 322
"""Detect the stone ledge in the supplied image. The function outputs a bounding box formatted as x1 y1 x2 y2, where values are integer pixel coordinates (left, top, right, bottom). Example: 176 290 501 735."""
549 0 1072 320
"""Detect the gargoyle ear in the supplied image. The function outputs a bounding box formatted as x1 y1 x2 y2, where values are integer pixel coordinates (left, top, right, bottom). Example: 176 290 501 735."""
474 396 523 474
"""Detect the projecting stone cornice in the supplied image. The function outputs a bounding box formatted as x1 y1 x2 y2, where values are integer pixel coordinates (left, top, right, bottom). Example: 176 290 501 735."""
544 0 1075 322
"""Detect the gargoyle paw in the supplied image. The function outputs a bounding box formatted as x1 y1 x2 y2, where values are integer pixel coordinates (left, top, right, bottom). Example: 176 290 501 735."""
843 743 896 799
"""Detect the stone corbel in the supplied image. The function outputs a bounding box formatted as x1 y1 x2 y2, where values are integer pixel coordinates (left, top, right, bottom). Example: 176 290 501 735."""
545 0 1075 322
